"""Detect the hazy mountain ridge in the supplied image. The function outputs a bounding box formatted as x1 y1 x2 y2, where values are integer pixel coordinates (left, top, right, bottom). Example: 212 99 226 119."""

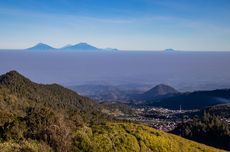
144 89 230 109
71 83 230 110
70 84 130 102
70 84 178 103
26 42 118 51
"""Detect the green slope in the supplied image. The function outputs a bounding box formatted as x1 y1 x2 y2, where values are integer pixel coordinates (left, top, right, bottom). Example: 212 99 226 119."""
73 122 224 152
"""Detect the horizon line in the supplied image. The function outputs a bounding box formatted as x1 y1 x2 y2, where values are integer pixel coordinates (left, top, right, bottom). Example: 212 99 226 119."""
0 42 230 52
0 48 230 52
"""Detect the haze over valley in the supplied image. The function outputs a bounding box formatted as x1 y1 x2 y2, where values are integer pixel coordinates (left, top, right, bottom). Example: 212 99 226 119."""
1 47 230 92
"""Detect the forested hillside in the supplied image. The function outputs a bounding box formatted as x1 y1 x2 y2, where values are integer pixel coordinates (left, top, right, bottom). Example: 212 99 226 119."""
0 71 225 152
171 112 230 150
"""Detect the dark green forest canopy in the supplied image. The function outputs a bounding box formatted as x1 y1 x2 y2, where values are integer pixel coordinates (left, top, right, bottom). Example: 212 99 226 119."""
171 112 230 151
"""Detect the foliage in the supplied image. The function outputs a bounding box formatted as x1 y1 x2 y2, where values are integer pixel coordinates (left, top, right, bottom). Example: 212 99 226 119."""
171 112 230 150
100 102 136 116
0 140 52 152
0 71 109 151
73 122 224 152
206 104 230 118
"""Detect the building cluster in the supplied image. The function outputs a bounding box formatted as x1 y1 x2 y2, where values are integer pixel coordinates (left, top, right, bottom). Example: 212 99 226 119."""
151 119 177 132
116 106 200 132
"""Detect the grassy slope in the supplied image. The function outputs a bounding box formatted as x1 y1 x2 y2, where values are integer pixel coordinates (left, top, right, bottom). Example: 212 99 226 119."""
0 122 225 152
73 122 225 152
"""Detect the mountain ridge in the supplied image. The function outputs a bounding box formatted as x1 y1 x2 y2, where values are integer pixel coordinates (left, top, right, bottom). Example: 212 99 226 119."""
143 88 230 109
26 42 118 51
0 70 100 112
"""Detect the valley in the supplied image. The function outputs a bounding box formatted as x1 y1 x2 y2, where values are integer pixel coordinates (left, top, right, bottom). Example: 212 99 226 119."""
74 83 230 150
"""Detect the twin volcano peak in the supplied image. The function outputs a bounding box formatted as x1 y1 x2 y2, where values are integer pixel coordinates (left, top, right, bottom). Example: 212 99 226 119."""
27 42 101 51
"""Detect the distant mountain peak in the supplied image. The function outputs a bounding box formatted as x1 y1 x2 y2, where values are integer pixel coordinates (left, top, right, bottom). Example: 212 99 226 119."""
143 84 178 97
164 48 176 52
154 84 175 89
78 42 90 45
27 43 55 50
60 42 99 51
72 42 99 50
36 42 48 46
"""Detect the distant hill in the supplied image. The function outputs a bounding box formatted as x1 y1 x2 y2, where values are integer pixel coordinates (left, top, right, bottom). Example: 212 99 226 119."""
27 43 56 51
164 48 176 52
141 84 179 99
131 84 179 101
144 89 230 110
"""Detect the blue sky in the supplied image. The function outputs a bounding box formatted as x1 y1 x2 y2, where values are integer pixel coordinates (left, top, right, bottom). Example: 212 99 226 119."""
0 0 230 50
